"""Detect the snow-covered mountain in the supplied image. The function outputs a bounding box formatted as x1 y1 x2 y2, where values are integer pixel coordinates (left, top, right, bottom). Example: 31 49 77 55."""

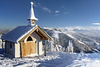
1 27 100 53
43 27 100 53
0 29 11 35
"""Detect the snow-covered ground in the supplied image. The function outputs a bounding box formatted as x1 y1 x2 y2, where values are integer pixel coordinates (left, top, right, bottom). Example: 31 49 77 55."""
0 51 100 67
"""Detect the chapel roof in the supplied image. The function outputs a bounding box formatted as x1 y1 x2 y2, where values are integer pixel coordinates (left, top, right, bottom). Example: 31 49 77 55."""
1 25 52 43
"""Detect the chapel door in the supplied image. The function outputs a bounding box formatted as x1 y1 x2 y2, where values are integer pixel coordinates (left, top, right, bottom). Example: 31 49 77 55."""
22 36 36 57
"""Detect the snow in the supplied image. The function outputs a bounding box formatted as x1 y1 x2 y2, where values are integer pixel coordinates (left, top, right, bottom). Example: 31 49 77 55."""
1 25 52 43
52 30 60 39
66 34 75 39
0 50 100 67
25 54 38 57
28 1 38 21
56 45 63 51
68 53 100 67
0 52 59 67
67 40 74 53
66 26 100 31
64 31 87 46
1 25 36 43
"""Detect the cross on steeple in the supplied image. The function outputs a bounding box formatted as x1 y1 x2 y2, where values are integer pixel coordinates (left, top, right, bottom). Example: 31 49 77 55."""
27 1 38 26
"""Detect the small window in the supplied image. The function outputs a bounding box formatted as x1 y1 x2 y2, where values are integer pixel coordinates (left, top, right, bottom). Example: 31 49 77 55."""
10 43 12 48
27 36 33 41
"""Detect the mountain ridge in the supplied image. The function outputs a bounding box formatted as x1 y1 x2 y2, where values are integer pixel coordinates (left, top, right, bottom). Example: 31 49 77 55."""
43 27 100 53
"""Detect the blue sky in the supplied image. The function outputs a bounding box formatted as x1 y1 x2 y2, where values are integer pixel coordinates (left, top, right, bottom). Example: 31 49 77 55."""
1 0 100 29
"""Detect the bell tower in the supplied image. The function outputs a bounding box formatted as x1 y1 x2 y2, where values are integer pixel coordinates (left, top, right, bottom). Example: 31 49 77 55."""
27 1 38 26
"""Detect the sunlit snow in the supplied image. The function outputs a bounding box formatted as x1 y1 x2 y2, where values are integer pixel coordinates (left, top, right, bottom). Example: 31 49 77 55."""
0 51 100 67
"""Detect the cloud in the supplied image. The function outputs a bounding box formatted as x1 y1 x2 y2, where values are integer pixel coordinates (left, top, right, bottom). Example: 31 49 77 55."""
55 11 60 13
92 23 100 25
34 2 51 13
43 7 51 13
54 10 60 16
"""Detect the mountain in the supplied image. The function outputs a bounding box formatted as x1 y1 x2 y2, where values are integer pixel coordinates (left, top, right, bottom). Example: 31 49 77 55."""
0 29 12 48
43 27 100 53
0 29 12 35
1 27 100 53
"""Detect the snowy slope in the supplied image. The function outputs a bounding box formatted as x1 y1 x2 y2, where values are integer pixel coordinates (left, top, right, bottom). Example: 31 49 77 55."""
0 51 100 67
43 27 100 53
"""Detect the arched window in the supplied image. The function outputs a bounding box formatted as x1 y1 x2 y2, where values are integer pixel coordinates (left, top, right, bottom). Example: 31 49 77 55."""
27 36 33 41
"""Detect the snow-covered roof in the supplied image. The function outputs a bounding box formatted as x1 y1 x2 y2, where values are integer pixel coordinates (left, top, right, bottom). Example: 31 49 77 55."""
1 25 36 43
1 25 52 43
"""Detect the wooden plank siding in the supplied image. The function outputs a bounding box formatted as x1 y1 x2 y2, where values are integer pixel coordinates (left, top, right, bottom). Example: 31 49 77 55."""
23 41 36 57
31 41 37 54
20 41 36 57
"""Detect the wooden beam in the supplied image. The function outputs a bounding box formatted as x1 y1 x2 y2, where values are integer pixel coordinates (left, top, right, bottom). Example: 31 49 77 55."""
35 31 43 39
37 26 52 40
20 42 23 58
35 31 47 40
41 38 48 40
38 31 48 40
45 40 46 56
37 31 46 38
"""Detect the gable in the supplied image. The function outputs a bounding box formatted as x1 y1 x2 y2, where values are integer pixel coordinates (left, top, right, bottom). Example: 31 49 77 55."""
35 26 52 40
19 25 52 42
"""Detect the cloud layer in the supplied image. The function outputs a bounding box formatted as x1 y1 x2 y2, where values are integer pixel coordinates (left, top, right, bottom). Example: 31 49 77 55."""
92 23 100 25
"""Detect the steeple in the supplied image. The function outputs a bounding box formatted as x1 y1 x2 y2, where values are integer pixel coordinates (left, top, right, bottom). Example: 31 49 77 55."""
27 1 38 26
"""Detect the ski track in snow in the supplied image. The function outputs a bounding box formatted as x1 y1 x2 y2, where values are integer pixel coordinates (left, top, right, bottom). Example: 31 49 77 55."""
0 51 100 67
